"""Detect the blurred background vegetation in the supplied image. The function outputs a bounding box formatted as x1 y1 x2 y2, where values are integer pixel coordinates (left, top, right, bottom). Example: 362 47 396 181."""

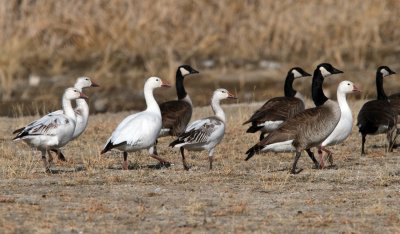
0 0 399 116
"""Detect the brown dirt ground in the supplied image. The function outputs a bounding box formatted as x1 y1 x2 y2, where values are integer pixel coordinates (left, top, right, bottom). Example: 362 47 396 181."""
1 100 400 233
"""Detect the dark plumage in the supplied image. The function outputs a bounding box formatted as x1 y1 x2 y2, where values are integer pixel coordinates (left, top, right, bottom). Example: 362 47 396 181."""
357 66 398 155
152 65 199 156
245 63 344 174
243 67 311 140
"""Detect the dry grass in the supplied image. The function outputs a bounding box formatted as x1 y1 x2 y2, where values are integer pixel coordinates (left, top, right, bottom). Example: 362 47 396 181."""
1 100 400 232
0 0 399 108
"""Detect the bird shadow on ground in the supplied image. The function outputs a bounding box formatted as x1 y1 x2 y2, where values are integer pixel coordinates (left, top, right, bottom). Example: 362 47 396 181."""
47 165 86 174
107 162 173 170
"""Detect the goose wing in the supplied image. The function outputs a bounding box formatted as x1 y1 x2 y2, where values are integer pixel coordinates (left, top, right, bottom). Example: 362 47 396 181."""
261 104 340 149
170 117 224 146
13 113 71 139
357 100 397 130
160 100 192 136
244 97 304 124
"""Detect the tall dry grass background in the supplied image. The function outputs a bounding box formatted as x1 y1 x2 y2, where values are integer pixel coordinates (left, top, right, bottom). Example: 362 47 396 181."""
0 0 399 115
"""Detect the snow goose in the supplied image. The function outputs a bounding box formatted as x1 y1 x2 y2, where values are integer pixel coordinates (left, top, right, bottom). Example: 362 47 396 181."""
13 88 88 173
243 67 311 141
153 65 199 155
50 76 99 161
245 63 344 174
169 89 237 170
318 81 360 167
357 66 397 155
100 77 171 170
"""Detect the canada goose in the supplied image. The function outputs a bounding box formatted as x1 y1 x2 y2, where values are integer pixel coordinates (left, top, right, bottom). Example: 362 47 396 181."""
357 66 397 155
13 88 88 173
169 89 237 170
245 63 344 174
101 77 171 170
152 65 199 155
243 67 311 141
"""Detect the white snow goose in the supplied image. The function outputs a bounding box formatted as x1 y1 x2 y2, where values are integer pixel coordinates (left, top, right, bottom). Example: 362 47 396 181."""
357 66 398 155
245 63 344 174
101 77 171 170
243 67 311 141
13 88 88 173
318 81 360 167
153 65 199 155
169 88 237 170
50 76 99 161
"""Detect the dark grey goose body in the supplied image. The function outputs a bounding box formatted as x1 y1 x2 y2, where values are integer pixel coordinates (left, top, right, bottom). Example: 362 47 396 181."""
244 67 311 141
245 63 344 174
357 66 398 155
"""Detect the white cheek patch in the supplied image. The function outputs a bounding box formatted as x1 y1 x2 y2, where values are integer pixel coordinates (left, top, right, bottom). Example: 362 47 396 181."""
380 69 389 77
319 67 331 77
292 69 303 78
180 67 190 76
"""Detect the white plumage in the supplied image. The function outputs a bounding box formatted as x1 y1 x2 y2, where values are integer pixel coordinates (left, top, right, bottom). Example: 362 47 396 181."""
50 77 99 161
101 77 171 170
13 88 88 173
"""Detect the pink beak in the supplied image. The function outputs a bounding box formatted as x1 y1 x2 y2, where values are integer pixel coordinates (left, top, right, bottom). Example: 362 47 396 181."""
161 81 171 88
79 92 89 99
353 84 361 92
228 91 238 99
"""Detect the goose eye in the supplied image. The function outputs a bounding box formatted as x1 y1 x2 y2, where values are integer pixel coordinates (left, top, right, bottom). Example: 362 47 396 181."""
347 83 350 85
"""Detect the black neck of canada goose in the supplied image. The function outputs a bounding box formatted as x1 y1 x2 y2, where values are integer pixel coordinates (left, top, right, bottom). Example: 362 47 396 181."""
376 70 388 101
176 69 187 100
311 68 328 107
284 71 296 98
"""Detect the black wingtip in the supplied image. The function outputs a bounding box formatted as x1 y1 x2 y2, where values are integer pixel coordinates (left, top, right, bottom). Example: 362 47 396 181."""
101 141 114 154
13 127 25 135
246 125 263 133
245 144 262 161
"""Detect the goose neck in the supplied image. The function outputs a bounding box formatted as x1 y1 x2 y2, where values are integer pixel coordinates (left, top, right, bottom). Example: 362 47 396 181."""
62 96 76 121
144 85 161 114
336 90 351 114
311 70 328 106
176 72 187 100
75 98 89 116
376 74 388 101
211 97 225 122
284 73 296 97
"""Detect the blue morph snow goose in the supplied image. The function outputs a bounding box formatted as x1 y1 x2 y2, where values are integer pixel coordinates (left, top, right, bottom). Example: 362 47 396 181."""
169 89 237 170
13 88 88 173
152 65 199 155
243 67 311 141
101 77 171 170
245 63 344 174
357 66 397 155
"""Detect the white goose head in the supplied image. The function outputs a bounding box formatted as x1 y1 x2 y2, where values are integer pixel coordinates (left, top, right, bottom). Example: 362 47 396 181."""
144 77 171 90
64 87 88 100
74 77 99 90
338 80 361 94
212 88 237 101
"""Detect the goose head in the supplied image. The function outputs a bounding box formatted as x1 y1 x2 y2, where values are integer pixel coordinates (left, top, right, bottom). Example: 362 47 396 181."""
213 88 237 101
317 63 343 78
338 80 361 94
290 67 311 79
145 77 171 90
64 87 88 100
178 65 199 77
74 76 99 90
377 66 396 77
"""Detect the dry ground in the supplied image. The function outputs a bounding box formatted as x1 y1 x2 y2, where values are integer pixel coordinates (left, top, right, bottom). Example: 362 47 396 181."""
1 100 400 233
